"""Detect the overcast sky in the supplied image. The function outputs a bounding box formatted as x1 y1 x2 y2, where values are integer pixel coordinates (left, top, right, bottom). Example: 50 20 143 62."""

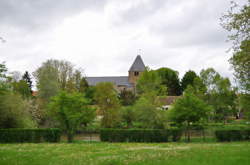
0 0 246 82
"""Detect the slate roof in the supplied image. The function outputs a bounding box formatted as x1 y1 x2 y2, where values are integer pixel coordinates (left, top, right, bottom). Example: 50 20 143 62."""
129 55 146 72
85 76 133 87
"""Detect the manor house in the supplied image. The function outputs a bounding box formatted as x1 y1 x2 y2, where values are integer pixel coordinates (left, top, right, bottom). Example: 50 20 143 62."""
85 55 146 92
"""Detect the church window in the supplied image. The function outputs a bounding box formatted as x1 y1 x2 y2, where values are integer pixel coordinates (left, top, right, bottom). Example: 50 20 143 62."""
134 72 139 76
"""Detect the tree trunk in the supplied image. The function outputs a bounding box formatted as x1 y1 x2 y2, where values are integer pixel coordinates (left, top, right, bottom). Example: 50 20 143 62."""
67 131 74 143
187 123 190 142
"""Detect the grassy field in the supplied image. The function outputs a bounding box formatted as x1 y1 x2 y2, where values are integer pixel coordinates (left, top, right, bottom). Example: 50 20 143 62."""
0 142 250 165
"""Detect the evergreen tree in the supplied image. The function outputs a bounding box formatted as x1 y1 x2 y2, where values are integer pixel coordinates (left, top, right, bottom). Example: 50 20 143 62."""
22 71 33 94
181 70 199 92
156 67 182 96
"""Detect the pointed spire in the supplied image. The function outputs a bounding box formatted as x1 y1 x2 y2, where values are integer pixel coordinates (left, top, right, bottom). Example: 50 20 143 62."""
129 55 146 72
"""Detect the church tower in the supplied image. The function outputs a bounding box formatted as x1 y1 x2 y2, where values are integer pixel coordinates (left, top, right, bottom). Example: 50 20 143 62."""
128 55 146 85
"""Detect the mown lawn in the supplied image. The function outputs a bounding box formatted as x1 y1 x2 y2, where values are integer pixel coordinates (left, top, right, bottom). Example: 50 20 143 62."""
0 142 249 165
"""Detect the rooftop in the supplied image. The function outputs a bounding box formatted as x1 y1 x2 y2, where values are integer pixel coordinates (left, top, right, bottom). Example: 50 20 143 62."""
129 55 146 72
85 76 133 87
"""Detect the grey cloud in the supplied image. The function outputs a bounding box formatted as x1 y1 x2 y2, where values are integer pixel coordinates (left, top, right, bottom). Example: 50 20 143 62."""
117 0 168 24
109 0 231 48
0 0 107 31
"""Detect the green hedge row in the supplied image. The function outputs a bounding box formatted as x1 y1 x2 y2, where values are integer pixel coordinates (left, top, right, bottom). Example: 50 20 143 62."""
0 128 61 143
100 128 182 142
215 129 250 142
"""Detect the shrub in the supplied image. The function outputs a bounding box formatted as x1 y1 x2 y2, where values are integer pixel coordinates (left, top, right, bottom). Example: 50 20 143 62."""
100 128 182 142
0 128 61 143
215 128 250 142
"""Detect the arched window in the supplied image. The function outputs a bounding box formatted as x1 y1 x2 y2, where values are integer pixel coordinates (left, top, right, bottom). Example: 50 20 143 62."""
134 72 139 76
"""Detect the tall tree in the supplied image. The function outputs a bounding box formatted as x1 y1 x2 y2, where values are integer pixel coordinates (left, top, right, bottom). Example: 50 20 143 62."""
220 0 250 50
200 68 237 122
221 0 250 93
136 68 167 96
0 62 11 93
12 80 31 99
48 91 96 142
0 93 36 128
181 70 199 92
33 60 60 102
156 67 182 96
121 106 136 128
170 86 211 141
200 68 220 92
22 71 33 94
94 82 121 128
0 62 7 78
119 89 136 106
230 40 250 92
221 0 250 119
134 92 167 129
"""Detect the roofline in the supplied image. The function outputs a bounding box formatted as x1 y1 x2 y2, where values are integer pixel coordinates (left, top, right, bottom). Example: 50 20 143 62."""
85 76 128 78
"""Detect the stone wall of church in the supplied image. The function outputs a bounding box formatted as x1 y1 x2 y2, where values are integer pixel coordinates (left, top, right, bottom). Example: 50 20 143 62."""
128 71 142 84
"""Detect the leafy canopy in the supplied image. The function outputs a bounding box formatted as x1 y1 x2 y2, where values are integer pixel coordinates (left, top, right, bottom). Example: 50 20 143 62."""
48 91 96 142
181 70 199 92
156 67 182 96
94 82 121 128
170 86 211 125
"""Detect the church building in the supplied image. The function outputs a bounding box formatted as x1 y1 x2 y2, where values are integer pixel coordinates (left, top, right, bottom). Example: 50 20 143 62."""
85 55 146 92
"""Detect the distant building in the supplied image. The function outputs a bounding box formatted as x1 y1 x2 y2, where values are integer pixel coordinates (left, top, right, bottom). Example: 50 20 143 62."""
85 55 146 92
158 96 181 110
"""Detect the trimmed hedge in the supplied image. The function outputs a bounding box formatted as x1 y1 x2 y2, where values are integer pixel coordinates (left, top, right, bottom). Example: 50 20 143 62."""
0 128 61 143
100 128 182 142
215 128 250 142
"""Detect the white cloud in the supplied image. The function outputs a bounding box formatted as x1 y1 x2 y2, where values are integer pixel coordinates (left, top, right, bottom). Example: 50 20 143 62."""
0 0 247 84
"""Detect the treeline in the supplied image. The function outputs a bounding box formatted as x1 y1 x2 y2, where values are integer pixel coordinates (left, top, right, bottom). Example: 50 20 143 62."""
0 58 249 142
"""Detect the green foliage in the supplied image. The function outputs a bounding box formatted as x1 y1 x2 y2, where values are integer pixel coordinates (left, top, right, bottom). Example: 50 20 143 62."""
48 91 96 142
34 59 87 102
170 86 211 141
0 62 7 78
230 40 250 92
156 67 182 96
79 77 89 93
0 62 10 93
220 0 250 49
170 86 211 125
192 77 207 97
200 68 237 122
181 70 199 92
239 94 250 120
133 93 167 129
94 82 121 128
120 106 136 128
0 128 61 143
100 128 182 142
12 80 32 98
33 60 60 102
119 89 136 106
221 0 250 114
22 71 33 94
85 86 96 104
136 69 167 96
0 93 37 128
215 128 250 142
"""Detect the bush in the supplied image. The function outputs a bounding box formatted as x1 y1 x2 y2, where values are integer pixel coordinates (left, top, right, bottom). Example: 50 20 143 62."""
100 128 182 142
215 128 250 142
0 128 61 143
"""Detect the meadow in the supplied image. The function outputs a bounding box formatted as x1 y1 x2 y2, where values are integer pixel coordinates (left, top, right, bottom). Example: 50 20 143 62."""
0 141 249 165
